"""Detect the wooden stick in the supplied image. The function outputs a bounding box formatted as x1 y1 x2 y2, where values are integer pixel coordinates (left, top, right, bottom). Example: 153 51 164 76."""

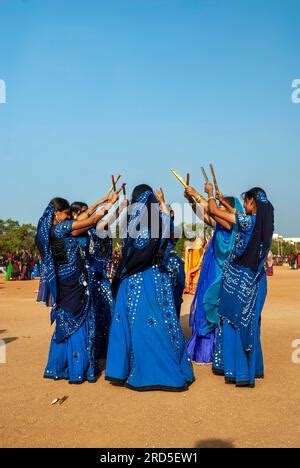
122 183 127 196
112 175 117 192
107 174 121 195
201 167 209 183
209 163 220 192
170 169 188 188
186 173 190 186
116 184 125 195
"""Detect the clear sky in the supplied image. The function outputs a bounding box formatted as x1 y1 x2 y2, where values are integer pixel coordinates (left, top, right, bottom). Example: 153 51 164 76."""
0 0 299 236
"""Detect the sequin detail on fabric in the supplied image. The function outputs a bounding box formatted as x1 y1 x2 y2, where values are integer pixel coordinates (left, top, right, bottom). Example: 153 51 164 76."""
152 266 183 358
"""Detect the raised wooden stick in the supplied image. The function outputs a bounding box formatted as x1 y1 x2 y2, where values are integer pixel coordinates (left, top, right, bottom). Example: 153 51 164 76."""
170 169 188 188
201 166 210 183
122 183 127 196
116 184 125 195
186 173 190 186
210 163 220 192
111 175 117 192
107 174 121 195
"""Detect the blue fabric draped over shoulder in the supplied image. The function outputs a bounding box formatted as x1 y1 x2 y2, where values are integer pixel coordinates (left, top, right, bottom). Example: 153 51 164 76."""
86 227 114 357
189 197 243 336
218 212 266 351
213 192 274 384
35 203 57 307
202 198 243 331
49 220 91 343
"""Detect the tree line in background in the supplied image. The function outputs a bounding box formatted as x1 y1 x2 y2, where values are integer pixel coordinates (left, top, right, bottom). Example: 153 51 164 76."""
0 218 298 259
0 218 204 259
271 239 299 257
0 219 38 256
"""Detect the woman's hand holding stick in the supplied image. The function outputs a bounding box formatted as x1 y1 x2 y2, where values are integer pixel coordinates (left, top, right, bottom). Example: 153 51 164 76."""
155 187 170 214
216 191 238 215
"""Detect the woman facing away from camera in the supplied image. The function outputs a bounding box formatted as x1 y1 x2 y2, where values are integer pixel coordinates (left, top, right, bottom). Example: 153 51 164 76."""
205 184 274 387
35 193 119 384
105 184 194 392
183 186 243 364
70 198 128 358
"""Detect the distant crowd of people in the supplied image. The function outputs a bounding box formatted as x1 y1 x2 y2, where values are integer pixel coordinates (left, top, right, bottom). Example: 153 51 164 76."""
263 251 300 276
271 253 300 269
0 251 41 281
289 252 300 270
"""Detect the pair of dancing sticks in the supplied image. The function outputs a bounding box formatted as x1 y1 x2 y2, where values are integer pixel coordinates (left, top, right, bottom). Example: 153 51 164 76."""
200 164 220 193
170 169 204 202
107 174 127 197
170 164 220 193
170 169 189 189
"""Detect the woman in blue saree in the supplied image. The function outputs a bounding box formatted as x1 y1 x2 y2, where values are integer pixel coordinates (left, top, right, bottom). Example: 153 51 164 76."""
206 185 274 387
183 188 243 364
36 194 119 384
70 199 127 358
70 201 113 358
105 184 194 392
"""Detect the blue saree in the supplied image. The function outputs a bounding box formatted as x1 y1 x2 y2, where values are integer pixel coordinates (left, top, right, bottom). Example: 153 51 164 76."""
163 221 185 319
187 198 242 364
213 192 274 386
36 205 100 384
87 228 114 358
164 251 185 319
73 229 113 359
105 191 194 391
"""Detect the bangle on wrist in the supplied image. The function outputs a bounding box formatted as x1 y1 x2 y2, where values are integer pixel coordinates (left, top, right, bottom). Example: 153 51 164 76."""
208 196 215 201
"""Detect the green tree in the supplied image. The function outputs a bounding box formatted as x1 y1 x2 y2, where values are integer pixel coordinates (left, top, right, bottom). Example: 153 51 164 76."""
271 239 299 257
0 219 37 255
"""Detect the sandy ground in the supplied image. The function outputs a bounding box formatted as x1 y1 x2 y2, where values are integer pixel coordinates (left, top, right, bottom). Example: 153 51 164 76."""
0 266 299 448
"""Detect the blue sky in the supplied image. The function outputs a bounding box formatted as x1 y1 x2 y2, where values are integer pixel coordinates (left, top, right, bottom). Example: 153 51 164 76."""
0 0 299 236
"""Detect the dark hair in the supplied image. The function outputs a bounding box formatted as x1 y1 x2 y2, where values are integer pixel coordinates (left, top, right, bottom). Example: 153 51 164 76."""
223 196 235 209
50 197 70 211
131 184 153 203
70 201 88 215
242 187 266 201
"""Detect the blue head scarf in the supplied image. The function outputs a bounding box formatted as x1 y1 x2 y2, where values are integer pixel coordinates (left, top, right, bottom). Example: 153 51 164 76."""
234 191 274 273
35 203 57 307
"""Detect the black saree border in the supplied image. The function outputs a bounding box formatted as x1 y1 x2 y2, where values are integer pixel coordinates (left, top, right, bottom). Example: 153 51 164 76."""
105 376 195 392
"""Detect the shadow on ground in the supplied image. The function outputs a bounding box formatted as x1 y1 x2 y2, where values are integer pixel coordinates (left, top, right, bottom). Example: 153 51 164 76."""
180 311 192 341
2 337 18 345
195 439 235 448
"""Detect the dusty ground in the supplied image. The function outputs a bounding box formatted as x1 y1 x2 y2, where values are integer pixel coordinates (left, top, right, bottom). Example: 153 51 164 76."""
0 266 299 448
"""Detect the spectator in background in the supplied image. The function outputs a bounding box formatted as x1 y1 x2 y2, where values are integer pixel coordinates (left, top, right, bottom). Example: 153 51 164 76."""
5 252 13 281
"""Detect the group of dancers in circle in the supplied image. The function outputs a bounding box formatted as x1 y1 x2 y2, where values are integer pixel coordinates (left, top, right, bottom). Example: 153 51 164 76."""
35 178 274 391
